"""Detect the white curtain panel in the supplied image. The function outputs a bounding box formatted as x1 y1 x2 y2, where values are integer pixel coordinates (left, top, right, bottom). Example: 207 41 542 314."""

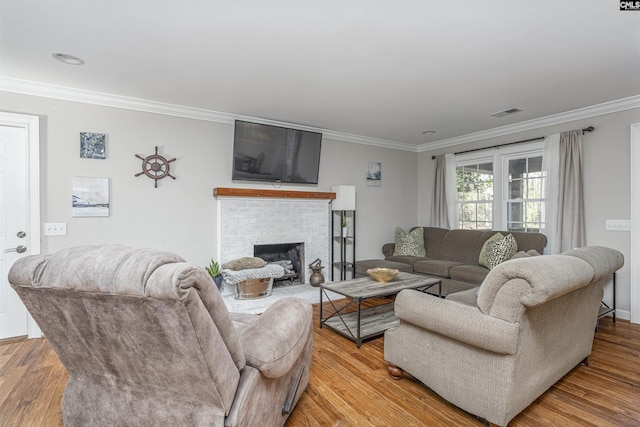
543 131 586 253
445 153 458 229
430 154 450 228
543 133 560 253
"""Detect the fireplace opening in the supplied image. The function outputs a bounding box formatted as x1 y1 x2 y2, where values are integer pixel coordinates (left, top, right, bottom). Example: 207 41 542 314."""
254 242 305 286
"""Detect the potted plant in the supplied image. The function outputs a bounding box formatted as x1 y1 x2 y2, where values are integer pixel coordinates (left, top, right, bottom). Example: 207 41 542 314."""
342 215 349 237
205 259 224 291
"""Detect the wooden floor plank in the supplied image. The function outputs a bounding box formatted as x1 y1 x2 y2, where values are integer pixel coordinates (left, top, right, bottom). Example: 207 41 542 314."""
0 306 638 426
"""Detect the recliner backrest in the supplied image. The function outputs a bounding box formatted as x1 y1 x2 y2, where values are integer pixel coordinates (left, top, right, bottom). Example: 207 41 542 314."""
9 245 244 414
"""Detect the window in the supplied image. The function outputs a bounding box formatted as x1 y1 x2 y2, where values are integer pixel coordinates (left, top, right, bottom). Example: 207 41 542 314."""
505 155 544 232
456 162 493 230
454 143 545 232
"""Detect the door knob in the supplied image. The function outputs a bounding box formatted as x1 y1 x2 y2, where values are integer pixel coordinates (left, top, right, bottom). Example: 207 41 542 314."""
3 245 27 253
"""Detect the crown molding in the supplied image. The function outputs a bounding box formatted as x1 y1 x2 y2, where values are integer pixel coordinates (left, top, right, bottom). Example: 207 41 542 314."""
0 77 417 152
418 94 640 152
3 77 637 154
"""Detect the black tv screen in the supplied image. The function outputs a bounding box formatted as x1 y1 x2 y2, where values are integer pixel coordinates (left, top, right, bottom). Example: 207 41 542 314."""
232 120 322 184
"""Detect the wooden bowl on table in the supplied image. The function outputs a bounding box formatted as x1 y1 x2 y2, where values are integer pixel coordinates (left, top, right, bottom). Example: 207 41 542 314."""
366 268 400 283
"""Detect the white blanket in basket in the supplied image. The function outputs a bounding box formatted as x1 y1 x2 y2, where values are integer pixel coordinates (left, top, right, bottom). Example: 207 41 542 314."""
220 263 285 285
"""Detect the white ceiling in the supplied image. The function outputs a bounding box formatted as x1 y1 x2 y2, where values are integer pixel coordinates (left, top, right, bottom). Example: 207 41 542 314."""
1 1 639 150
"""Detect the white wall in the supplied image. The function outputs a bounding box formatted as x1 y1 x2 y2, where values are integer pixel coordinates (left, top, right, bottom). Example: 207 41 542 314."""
419 107 640 317
0 91 419 267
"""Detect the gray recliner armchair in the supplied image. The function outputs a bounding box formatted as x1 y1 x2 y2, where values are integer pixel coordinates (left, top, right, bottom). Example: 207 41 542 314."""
9 245 313 426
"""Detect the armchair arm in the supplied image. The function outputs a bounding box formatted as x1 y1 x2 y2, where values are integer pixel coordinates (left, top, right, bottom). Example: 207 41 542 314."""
238 298 312 378
394 290 519 355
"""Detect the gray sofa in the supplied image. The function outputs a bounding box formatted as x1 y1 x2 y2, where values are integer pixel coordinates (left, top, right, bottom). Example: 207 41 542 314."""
385 246 624 426
9 245 313 427
356 227 547 296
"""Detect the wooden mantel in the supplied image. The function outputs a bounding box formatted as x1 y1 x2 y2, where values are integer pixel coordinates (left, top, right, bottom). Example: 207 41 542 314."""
213 187 336 200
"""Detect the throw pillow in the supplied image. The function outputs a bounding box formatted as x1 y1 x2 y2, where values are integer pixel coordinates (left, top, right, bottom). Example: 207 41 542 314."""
485 234 518 270
393 227 426 257
222 257 267 271
478 233 504 268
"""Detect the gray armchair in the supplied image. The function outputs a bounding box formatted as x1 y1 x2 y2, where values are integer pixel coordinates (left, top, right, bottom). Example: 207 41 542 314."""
9 245 313 426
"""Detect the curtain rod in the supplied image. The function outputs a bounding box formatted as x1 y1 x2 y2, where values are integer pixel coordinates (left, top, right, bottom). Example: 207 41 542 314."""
431 126 594 159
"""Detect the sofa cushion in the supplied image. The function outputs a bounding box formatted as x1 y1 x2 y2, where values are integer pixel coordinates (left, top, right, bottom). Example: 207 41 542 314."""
436 229 485 264
393 227 426 257
478 232 504 268
413 259 463 278
449 264 490 285
511 249 541 259
386 255 422 267
485 234 518 269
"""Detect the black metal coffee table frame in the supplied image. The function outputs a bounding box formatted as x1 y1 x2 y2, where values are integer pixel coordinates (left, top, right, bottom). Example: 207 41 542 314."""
319 273 442 348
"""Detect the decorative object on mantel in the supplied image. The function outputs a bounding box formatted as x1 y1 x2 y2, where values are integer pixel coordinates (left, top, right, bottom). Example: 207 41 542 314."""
205 259 224 291
367 267 400 283
135 146 176 188
80 132 106 159
308 258 325 287
213 187 336 200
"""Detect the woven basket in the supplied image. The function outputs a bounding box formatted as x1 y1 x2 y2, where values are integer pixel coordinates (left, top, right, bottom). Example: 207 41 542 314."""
234 277 274 300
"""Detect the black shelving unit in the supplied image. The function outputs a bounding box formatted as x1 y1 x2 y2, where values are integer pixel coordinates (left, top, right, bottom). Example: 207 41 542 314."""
331 210 356 281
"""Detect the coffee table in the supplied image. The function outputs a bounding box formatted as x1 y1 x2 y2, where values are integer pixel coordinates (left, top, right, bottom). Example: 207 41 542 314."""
319 272 441 348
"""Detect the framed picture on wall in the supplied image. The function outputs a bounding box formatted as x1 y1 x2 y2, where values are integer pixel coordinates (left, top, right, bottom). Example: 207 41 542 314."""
80 132 107 159
366 161 381 187
72 176 110 217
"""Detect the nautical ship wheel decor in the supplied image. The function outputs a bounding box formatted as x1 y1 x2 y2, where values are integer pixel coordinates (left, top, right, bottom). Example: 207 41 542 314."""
135 146 176 188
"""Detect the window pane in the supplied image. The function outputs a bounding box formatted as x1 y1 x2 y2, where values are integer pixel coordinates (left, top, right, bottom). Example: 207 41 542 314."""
509 179 523 199
508 222 524 232
455 162 494 230
525 201 542 223
528 156 543 173
508 201 523 222
477 203 492 222
528 178 543 199
509 158 526 178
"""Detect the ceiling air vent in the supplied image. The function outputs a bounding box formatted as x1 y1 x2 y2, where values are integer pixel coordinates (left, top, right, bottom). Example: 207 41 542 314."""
491 108 523 118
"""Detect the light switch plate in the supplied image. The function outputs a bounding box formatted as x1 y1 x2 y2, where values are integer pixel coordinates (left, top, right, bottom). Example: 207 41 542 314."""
43 222 67 236
605 219 631 231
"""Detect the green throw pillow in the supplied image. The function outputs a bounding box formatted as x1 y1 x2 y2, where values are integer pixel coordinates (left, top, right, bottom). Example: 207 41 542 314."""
393 227 426 257
485 234 518 270
479 233 504 268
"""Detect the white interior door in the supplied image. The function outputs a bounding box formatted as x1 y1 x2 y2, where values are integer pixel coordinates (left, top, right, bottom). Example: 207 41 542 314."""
0 112 40 339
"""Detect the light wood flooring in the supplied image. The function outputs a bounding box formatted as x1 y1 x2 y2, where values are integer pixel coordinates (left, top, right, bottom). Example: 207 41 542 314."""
1 302 639 426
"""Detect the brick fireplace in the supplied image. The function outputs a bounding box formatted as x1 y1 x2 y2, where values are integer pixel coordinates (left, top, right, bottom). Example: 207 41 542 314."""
215 188 335 301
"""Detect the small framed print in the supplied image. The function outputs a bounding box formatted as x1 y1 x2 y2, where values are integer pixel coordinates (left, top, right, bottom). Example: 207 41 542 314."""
366 161 381 187
72 176 110 217
80 132 106 159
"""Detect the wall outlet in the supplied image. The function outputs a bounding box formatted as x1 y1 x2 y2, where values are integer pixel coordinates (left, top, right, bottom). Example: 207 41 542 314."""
605 219 631 231
43 222 67 236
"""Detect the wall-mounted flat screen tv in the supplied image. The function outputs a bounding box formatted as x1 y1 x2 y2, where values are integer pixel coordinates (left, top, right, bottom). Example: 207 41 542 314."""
232 120 322 184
